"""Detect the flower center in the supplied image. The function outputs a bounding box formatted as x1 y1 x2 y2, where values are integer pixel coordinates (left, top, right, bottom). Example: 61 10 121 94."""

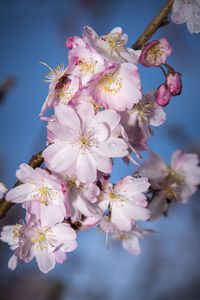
103 33 125 53
109 192 118 200
148 44 163 58
134 102 154 119
57 85 74 104
78 58 97 76
32 228 56 251
80 136 90 147
32 184 54 205
12 224 21 240
99 72 122 95
167 167 184 184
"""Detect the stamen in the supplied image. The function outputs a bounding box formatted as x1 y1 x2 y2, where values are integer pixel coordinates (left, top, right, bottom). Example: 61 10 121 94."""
99 73 122 95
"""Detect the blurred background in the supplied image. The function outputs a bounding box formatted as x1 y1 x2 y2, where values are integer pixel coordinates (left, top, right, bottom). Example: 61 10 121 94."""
0 0 200 299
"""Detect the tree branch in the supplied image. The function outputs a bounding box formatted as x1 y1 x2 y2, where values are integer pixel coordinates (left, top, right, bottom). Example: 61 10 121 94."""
0 0 174 219
0 150 43 218
132 0 174 50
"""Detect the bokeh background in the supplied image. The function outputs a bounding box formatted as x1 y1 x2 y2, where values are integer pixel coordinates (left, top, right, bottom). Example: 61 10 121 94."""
0 0 200 299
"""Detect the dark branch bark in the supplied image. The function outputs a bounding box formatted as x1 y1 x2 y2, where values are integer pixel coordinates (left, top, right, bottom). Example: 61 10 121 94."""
132 0 174 50
0 0 174 219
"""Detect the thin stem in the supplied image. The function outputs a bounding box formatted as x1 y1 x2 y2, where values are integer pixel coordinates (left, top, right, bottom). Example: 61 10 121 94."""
132 0 174 50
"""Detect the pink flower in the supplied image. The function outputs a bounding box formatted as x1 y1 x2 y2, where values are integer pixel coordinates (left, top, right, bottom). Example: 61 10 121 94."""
171 0 200 34
139 38 172 67
120 92 166 152
0 224 22 270
64 175 100 223
65 36 87 49
83 26 141 64
14 206 77 273
43 104 128 183
170 150 200 202
99 176 150 231
100 218 151 255
6 164 66 220
39 63 80 120
166 72 182 96
93 63 142 111
68 45 110 87
138 150 200 203
156 84 172 106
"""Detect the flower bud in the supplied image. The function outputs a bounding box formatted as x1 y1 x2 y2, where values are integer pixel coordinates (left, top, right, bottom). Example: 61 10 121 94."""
139 38 172 67
156 84 172 107
166 72 182 96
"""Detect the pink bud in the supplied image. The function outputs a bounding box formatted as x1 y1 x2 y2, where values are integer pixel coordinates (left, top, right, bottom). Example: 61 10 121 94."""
166 72 182 96
139 38 172 67
156 84 172 107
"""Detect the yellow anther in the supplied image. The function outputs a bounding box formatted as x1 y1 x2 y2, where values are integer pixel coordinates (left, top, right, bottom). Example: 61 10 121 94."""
99 73 122 95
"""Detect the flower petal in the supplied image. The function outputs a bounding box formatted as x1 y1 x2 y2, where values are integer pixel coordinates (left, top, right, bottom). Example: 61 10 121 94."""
43 142 79 173
97 137 128 158
76 150 97 183
36 251 56 274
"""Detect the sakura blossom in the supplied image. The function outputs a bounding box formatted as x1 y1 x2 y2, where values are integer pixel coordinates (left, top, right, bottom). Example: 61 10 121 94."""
100 217 151 255
93 63 142 111
39 63 80 120
0 223 21 270
64 175 100 223
139 38 172 67
120 92 166 152
3 206 77 273
43 104 128 183
138 150 200 204
98 176 150 231
6 164 66 220
171 0 200 34
83 26 141 64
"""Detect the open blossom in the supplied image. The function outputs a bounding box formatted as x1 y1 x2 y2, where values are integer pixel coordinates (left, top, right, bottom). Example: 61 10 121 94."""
138 150 200 203
83 26 141 64
0 224 22 270
2 206 77 273
6 164 66 220
139 38 172 67
43 104 128 183
171 0 200 34
64 175 100 223
39 63 80 120
120 92 166 151
93 63 142 111
100 217 151 255
68 45 111 87
98 176 150 231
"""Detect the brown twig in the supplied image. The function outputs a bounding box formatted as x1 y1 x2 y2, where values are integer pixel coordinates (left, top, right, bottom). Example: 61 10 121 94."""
0 0 174 219
132 0 174 50
0 150 44 218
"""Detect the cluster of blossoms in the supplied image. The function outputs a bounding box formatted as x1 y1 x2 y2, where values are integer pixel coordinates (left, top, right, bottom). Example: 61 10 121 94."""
1 25 200 273
171 0 200 34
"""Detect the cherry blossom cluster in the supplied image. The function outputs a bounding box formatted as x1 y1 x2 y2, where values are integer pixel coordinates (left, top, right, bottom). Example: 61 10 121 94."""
171 0 200 34
1 25 200 273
